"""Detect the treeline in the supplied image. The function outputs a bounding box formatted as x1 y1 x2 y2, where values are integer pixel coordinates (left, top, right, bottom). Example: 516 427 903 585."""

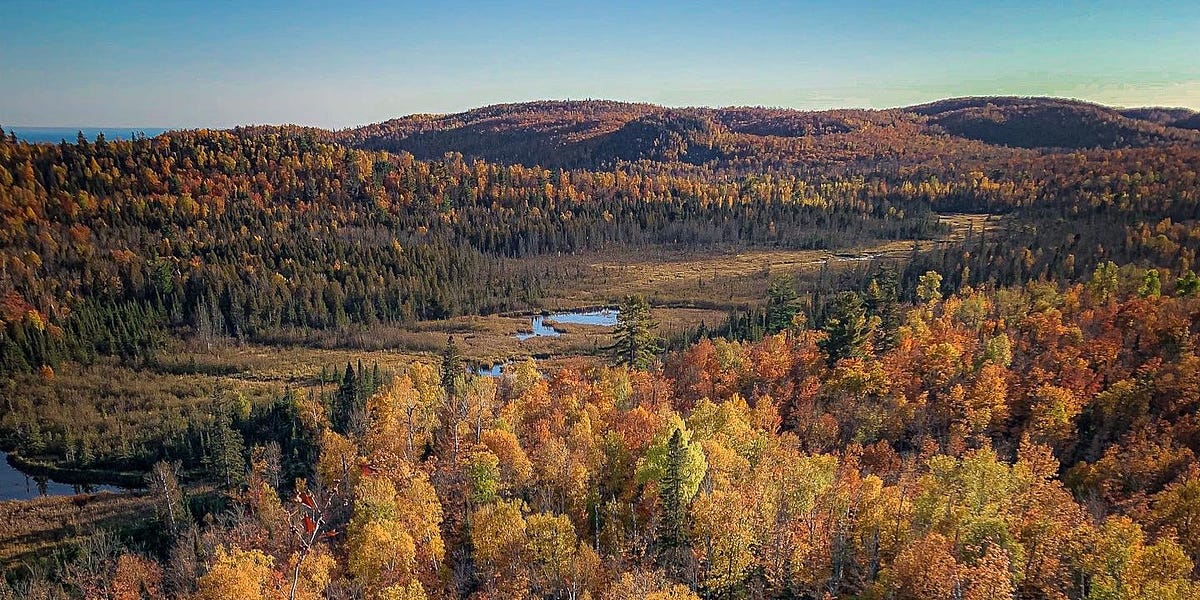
0 127 947 377
0 296 164 375
0 358 388 481
5 124 1200 379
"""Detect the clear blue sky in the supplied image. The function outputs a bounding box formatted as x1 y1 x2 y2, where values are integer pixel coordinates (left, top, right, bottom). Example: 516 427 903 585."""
2 0 1198 128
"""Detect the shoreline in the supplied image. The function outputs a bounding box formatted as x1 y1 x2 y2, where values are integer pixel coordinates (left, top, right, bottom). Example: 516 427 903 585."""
4 451 144 489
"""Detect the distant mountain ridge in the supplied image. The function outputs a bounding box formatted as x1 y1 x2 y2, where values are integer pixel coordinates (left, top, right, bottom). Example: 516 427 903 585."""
909 96 1200 148
25 97 1192 171
315 96 1200 170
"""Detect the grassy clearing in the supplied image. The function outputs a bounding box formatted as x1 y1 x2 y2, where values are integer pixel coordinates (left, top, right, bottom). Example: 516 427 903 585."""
537 213 998 307
0 492 154 569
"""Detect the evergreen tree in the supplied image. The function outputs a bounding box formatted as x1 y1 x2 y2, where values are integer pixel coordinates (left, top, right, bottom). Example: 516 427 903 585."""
440 336 463 395
333 362 359 435
765 276 801 334
658 429 687 576
356 358 366 400
818 291 871 366
609 295 662 370
866 268 902 352
205 409 245 488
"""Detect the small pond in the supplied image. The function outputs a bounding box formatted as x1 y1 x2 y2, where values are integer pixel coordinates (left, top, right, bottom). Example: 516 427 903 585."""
516 308 619 340
472 363 508 377
0 453 125 501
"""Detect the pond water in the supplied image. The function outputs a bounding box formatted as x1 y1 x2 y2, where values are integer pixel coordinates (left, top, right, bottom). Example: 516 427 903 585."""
472 363 508 377
0 453 125 501
516 308 619 340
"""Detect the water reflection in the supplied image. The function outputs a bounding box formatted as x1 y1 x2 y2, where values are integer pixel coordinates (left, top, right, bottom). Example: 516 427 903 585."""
0 453 125 501
472 363 508 377
516 308 619 341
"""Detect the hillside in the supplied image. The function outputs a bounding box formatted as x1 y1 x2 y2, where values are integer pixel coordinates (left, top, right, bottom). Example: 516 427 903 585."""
910 96 1200 149
331 97 1200 171
1119 106 1199 127
1171 112 1200 131
335 100 1005 169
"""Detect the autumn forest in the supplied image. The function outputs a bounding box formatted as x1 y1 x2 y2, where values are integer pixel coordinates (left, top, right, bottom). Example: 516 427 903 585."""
3 96 1200 600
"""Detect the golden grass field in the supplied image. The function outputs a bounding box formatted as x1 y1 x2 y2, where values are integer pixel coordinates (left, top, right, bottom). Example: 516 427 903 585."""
540 212 997 306
0 492 154 568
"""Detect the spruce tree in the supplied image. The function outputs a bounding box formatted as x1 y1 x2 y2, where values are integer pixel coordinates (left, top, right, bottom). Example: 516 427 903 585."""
658 428 687 575
205 409 245 488
866 268 902 352
818 291 871 366
765 276 801 334
609 295 662 370
440 336 463 395
333 362 358 435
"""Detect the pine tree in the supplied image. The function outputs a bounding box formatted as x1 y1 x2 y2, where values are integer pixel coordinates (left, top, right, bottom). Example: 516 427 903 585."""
765 276 801 334
818 291 871 366
333 362 359 435
866 268 902 352
658 429 687 576
205 409 245 488
609 295 662 370
440 336 463 395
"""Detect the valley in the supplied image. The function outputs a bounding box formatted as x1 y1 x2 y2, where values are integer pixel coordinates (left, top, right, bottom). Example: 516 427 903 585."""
1 95 1198 598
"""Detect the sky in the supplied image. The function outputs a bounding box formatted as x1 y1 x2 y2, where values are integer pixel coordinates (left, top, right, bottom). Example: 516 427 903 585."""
2 0 1198 129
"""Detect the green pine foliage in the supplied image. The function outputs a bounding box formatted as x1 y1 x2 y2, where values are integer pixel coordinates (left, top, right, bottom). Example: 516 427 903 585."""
765 276 801 334
865 268 901 352
609 295 662 370
657 429 688 572
440 336 463 395
818 292 871 366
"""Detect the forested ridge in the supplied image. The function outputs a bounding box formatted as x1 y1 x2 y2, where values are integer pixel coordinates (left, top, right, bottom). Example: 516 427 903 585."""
337 97 1200 170
3 97 1200 599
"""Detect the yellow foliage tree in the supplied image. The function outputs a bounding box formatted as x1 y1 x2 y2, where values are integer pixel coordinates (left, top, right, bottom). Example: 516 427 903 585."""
196 548 285 600
526 512 577 595
347 519 417 591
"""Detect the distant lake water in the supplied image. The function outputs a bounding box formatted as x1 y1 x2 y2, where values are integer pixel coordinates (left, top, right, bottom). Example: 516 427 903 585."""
3 126 170 144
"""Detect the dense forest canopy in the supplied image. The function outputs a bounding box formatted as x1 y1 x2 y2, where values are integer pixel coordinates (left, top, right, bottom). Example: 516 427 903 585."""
3 96 1200 599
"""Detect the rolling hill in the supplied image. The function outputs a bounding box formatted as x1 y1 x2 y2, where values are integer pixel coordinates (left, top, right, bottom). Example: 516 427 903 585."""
328 97 1199 170
910 96 1200 149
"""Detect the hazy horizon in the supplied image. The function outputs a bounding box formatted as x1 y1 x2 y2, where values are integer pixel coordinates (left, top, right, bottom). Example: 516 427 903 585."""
5 93 1198 134
3 1 1198 129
